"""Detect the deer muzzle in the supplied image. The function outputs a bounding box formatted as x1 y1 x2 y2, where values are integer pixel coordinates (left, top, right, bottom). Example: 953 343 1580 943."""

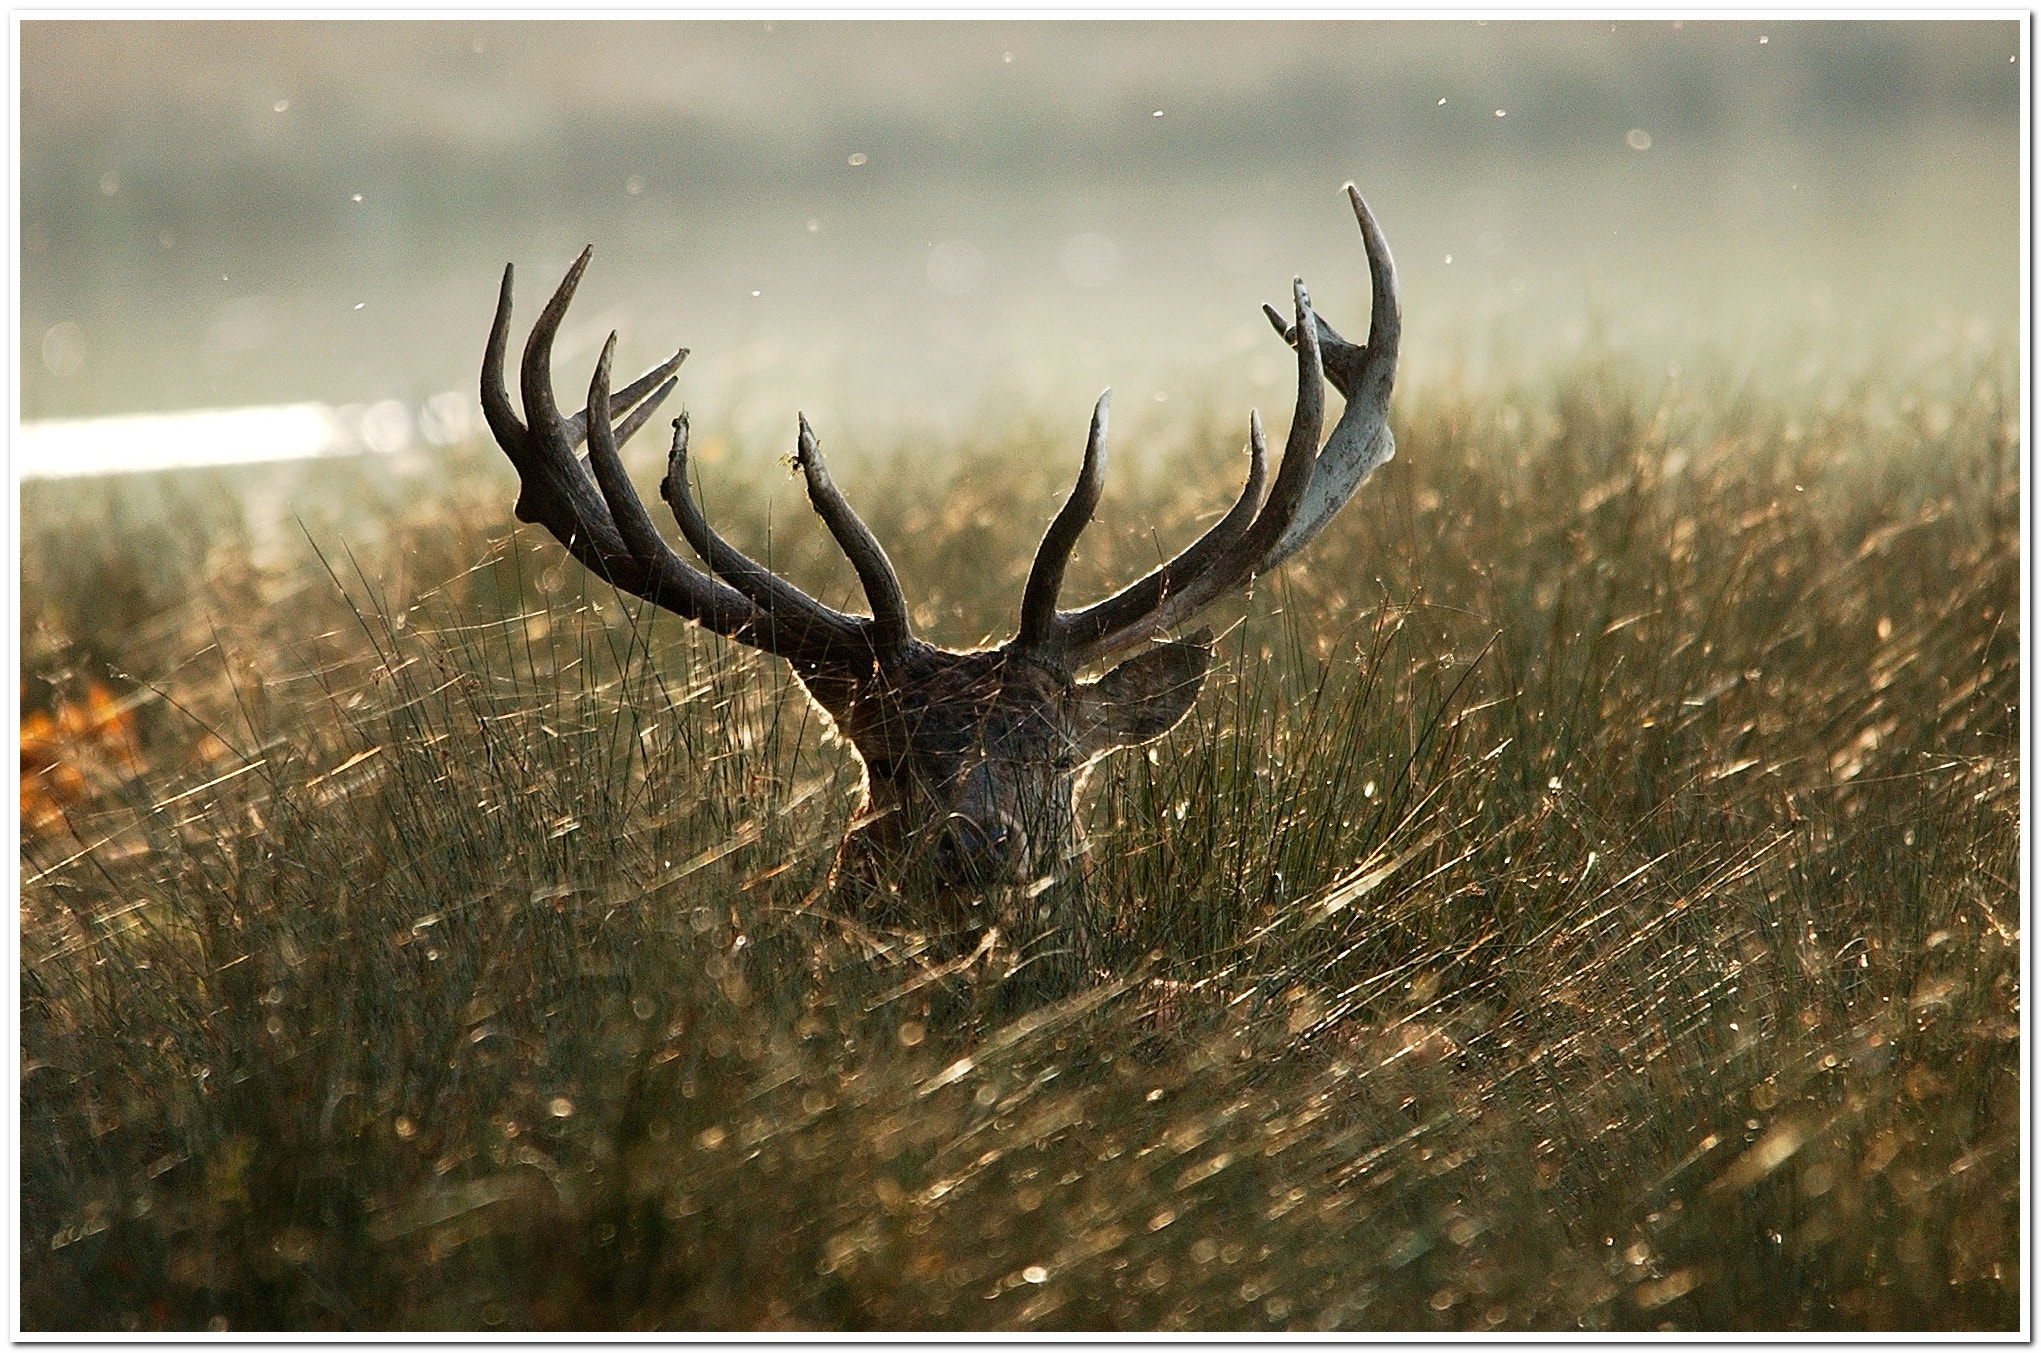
932 809 1026 887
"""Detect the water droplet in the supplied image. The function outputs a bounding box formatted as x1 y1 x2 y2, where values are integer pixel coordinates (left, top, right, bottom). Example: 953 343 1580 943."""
548 1096 574 1118
1002 51 1013 63
360 399 411 454
807 218 820 232
846 152 868 166
41 322 85 376
750 289 761 298
1152 109 1164 118
1023 1265 1048 1284
1436 97 1446 106
1494 108 1506 118
272 99 290 113
353 302 365 311
1627 128 1652 150
624 174 644 195
351 193 363 202
1444 254 1453 264
1759 35 1768 44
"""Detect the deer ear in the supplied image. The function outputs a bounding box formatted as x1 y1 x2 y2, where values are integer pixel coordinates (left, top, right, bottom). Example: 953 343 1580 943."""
1076 630 1213 756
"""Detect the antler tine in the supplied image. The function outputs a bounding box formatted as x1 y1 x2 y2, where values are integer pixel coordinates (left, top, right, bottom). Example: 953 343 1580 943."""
1256 183 1401 571
794 415 914 663
482 264 530 455
564 346 688 452
1056 409 1268 668
1168 278 1325 602
518 246 591 445
584 333 690 565
1015 390 1110 654
658 414 869 654
610 371 681 452
1053 279 1323 667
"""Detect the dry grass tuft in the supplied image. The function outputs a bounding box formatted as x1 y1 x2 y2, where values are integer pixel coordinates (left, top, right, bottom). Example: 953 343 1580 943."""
20 352 2018 1331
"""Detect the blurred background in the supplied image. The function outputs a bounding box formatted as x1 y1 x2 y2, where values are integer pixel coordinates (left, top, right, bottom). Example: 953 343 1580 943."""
18 18 2022 463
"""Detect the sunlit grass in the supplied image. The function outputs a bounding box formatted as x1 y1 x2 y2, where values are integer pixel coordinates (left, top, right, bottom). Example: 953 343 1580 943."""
20 350 2019 1331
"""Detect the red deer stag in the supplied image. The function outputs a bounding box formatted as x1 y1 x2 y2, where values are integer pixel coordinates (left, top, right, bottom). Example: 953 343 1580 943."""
482 183 1398 997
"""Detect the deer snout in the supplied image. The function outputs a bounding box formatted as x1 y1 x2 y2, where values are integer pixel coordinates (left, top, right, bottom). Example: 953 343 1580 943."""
932 810 1025 886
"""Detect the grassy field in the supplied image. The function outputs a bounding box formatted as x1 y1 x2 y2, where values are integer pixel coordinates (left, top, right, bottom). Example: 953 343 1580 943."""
19 351 2020 1331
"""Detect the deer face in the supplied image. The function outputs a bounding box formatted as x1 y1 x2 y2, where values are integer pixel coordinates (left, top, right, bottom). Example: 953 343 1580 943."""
481 181 1398 988
799 640 1211 887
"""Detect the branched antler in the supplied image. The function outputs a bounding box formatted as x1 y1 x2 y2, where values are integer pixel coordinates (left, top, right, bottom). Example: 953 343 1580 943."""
1009 184 1400 669
483 248 908 668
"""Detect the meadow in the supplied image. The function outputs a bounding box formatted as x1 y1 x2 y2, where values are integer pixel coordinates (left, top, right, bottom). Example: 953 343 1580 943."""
19 349 2020 1331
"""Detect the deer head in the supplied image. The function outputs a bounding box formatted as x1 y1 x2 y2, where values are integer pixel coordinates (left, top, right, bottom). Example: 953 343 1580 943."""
481 183 1399 975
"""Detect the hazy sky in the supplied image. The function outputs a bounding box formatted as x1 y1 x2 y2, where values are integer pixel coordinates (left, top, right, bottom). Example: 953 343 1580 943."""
20 20 2021 445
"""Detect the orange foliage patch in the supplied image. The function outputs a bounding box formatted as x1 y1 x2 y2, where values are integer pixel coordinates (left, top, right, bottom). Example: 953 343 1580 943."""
21 682 145 832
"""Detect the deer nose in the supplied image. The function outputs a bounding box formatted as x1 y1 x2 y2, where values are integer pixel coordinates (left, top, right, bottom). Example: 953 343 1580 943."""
933 812 1022 885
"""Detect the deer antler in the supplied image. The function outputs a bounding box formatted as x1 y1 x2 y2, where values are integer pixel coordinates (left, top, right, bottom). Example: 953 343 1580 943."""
1010 184 1400 670
483 248 905 668
486 183 1395 679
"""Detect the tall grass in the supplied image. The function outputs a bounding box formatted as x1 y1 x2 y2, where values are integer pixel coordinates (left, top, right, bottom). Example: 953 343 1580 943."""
19 353 2019 1331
